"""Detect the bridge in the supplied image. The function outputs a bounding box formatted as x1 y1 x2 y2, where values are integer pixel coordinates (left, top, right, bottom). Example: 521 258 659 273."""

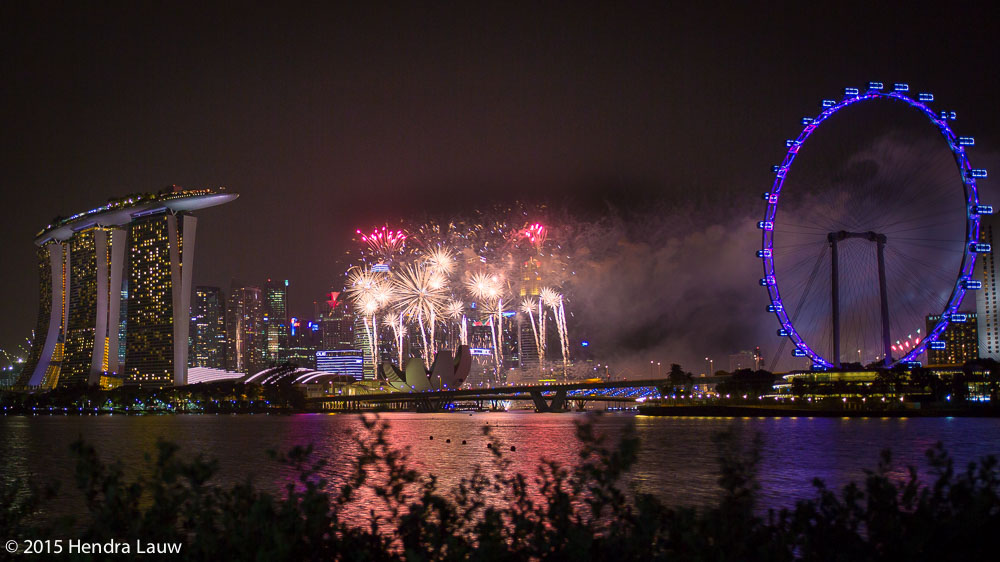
306 377 726 412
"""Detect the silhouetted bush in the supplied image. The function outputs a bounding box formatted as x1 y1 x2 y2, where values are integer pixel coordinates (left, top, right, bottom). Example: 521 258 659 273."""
2 416 998 560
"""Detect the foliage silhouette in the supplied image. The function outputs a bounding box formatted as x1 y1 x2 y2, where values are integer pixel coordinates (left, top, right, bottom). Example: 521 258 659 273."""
2 416 998 560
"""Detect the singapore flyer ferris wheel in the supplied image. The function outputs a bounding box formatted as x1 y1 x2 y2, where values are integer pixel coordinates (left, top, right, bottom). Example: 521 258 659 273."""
759 82 990 370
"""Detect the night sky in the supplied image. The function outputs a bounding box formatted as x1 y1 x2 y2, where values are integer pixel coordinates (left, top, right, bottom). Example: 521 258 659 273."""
2 2 998 372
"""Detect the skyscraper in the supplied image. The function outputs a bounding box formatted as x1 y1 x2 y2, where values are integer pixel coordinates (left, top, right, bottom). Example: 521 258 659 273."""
353 314 375 379
264 278 288 363
18 187 236 388
927 312 979 366
226 283 266 374
517 257 542 369
320 291 354 350
18 243 68 388
976 213 1000 360
124 212 195 387
191 286 227 369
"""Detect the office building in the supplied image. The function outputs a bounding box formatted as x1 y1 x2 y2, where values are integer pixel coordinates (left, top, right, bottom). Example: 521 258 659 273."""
226 283 266 374
264 278 288 363
320 291 354 350
190 286 227 369
315 349 364 380
976 213 1000 360
927 312 979 366
286 316 322 368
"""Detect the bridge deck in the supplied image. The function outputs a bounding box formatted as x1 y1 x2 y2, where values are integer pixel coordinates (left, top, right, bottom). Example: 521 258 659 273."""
306 377 724 405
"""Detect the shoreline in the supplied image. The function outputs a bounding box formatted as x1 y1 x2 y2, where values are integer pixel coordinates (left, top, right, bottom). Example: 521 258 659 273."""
637 404 1000 418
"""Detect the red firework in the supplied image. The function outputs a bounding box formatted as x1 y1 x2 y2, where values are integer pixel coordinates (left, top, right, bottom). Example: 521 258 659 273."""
356 226 407 259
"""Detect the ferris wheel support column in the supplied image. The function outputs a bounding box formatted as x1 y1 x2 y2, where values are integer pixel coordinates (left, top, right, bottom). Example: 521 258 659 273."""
876 235 892 368
829 233 842 369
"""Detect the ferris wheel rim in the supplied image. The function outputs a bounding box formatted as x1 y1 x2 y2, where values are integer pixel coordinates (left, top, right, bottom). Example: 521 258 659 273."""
759 83 985 369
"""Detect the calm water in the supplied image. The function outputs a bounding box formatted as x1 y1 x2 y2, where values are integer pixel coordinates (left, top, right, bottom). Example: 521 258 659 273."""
3 412 1000 521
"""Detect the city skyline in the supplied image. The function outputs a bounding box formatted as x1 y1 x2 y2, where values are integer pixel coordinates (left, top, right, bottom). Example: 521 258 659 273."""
2 3 1000 374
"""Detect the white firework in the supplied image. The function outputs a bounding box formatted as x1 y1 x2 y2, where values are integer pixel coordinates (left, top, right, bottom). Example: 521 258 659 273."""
393 264 449 364
426 246 455 276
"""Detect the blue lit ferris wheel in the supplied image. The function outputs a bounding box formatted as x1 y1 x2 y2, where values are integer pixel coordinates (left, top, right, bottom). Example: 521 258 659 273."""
759 82 990 370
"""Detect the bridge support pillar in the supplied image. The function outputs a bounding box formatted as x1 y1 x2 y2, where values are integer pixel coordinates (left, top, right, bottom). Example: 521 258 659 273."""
530 389 568 412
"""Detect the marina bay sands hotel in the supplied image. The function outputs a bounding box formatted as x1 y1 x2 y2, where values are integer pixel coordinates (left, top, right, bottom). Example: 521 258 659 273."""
16 186 237 389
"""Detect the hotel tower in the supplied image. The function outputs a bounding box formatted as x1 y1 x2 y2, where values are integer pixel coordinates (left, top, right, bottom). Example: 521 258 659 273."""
17 186 237 388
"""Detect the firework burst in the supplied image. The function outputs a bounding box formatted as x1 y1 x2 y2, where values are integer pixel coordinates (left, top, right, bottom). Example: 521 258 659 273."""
521 297 542 367
540 286 570 376
393 264 449 364
466 271 502 301
445 300 467 346
356 226 407 263
383 312 405 368
425 246 455 276
519 223 547 252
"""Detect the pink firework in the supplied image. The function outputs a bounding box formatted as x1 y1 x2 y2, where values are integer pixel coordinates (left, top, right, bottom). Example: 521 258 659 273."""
356 226 407 260
520 223 547 250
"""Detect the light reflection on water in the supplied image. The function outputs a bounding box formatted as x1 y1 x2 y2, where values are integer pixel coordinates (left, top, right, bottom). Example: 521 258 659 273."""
2 413 999 523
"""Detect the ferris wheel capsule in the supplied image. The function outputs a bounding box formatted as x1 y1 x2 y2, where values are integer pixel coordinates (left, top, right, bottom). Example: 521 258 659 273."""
963 279 983 290
894 83 909 92
972 205 993 215
958 137 975 146
970 170 988 179
868 81 884 90
918 93 934 102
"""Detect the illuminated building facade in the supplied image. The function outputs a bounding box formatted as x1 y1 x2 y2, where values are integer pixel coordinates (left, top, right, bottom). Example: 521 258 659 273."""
17 186 237 388
226 283 267 374
517 257 542 369
264 278 288 363
353 315 375 379
62 227 127 385
286 316 322 368
977 213 1000 360
320 291 354 350
191 286 227 369
17 243 68 387
926 312 979 366
315 349 364 380
124 213 196 387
